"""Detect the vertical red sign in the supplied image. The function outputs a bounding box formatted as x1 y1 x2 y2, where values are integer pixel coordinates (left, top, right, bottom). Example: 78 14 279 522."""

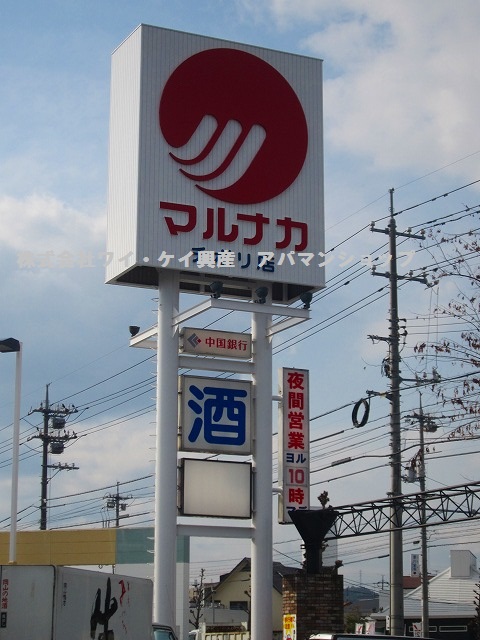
278 368 310 523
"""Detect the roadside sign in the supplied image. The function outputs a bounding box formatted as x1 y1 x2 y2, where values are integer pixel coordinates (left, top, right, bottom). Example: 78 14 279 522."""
278 368 310 523
180 375 252 454
181 327 252 359
180 458 252 518
283 614 296 640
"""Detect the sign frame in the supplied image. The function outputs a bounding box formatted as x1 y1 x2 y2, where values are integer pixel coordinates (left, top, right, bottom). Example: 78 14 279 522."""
278 367 310 523
180 327 252 359
179 458 252 519
106 24 324 302
180 374 253 455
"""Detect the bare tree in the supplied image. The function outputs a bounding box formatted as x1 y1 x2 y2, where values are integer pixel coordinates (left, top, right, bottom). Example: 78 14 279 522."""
189 568 206 629
469 581 480 640
415 229 480 436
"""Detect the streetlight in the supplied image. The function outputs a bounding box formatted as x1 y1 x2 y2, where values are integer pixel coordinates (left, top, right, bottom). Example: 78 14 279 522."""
0 338 22 563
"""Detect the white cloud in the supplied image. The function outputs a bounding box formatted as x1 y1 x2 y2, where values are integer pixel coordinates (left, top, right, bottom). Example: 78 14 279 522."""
238 1 480 182
306 3 480 177
0 193 105 253
59 420 155 496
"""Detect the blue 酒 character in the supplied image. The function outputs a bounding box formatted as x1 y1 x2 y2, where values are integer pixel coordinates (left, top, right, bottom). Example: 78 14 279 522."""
187 384 248 446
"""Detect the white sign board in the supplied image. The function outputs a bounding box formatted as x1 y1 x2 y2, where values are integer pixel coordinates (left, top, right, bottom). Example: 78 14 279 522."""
365 621 376 635
278 368 310 523
180 375 252 454
181 327 252 359
106 25 324 302
180 458 252 518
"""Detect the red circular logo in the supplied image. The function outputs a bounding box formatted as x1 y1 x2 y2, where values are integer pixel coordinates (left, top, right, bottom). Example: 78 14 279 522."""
159 48 308 205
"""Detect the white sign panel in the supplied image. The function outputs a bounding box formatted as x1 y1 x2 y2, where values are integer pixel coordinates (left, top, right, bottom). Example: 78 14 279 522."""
180 458 252 518
365 621 376 635
180 375 252 454
278 368 310 523
106 25 324 301
181 327 252 359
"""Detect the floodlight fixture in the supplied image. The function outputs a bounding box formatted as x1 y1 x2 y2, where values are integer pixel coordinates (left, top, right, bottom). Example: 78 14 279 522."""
254 286 269 304
0 338 21 353
300 291 313 310
209 281 223 299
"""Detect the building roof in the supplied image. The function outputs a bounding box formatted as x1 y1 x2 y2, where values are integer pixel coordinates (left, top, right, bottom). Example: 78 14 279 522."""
217 557 299 594
374 550 480 620
403 576 422 589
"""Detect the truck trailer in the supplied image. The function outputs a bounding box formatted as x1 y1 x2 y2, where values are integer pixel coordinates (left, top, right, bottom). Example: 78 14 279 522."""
0 564 153 639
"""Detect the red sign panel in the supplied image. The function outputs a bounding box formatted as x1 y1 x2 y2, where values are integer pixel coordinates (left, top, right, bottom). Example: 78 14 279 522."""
278 368 310 523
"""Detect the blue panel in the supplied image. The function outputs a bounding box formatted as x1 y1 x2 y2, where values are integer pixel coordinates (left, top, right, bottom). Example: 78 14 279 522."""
116 527 154 564
116 529 190 565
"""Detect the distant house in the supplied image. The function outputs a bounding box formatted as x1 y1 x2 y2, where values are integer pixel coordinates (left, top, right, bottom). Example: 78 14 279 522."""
201 557 298 636
372 550 480 639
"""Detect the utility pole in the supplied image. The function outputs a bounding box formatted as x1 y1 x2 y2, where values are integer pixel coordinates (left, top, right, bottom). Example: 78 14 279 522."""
105 482 132 527
406 392 438 638
370 188 427 636
417 394 430 638
29 384 78 530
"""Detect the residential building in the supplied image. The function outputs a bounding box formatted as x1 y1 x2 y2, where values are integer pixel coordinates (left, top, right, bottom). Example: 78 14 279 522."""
373 550 480 639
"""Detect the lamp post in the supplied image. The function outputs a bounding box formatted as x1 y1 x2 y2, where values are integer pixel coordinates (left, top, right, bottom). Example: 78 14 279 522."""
0 338 22 564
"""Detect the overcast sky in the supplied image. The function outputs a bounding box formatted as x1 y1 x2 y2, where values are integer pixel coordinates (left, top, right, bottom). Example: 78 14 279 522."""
1 0 480 589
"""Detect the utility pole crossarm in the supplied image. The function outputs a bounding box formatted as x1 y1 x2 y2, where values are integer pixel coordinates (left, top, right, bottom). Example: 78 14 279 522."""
105 482 134 527
371 226 425 241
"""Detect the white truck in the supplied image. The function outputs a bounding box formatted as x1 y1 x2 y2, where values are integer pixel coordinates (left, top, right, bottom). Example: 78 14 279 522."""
0 564 154 639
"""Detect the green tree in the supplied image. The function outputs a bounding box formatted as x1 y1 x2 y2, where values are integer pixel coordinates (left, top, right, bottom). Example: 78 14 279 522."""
344 606 366 633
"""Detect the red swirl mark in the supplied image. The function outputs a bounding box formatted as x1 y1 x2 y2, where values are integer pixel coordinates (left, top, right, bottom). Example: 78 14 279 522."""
159 48 308 205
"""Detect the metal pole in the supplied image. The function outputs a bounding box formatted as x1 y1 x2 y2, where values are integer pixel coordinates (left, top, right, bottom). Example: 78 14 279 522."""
251 307 273 640
40 384 50 530
154 270 179 626
9 346 22 563
115 481 120 528
418 394 430 637
387 188 405 636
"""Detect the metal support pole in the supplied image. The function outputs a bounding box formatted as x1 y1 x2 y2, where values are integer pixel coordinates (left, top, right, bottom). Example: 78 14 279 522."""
154 270 179 626
387 188 405 636
9 347 22 563
418 394 430 637
115 481 120 527
40 385 50 531
251 309 273 640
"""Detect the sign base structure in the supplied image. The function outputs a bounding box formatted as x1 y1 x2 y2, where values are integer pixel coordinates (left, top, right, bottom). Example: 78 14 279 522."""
130 282 311 640
106 22 324 640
